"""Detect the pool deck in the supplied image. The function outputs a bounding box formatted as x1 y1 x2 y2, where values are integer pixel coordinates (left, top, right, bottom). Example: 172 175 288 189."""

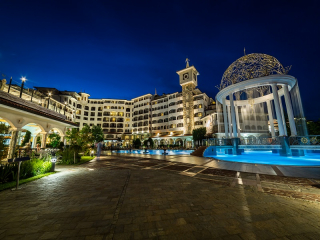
109 152 320 179
1 155 320 239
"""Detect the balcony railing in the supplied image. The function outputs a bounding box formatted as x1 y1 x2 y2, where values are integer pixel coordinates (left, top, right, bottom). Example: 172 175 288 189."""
240 137 280 145
289 135 320 145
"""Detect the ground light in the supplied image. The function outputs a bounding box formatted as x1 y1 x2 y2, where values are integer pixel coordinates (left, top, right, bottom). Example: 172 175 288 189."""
51 153 57 172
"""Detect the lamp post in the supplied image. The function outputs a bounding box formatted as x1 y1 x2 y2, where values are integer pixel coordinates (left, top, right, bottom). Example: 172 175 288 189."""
19 77 26 98
30 89 34 102
8 77 12 93
47 92 52 109
64 102 67 115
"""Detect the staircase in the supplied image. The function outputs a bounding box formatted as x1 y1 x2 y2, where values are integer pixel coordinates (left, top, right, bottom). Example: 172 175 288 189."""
190 146 207 157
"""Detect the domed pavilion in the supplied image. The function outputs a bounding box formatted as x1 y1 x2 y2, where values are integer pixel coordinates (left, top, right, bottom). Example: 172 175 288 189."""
215 53 308 141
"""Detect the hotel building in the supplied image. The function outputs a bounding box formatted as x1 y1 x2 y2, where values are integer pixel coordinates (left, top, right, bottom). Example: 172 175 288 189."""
0 60 216 147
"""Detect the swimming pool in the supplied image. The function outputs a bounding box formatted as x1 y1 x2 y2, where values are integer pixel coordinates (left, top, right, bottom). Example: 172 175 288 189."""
113 149 193 155
204 150 320 166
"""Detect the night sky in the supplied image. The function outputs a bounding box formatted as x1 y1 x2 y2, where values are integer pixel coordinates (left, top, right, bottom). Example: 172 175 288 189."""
1 0 320 120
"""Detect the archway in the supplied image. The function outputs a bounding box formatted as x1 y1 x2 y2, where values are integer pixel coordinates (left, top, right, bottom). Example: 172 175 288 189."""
175 138 183 148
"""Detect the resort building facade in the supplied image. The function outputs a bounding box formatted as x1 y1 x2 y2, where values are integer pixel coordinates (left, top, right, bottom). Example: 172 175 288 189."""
0 60 215 148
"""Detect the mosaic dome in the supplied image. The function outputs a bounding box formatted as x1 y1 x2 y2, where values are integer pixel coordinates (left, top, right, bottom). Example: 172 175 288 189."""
219 53 291 90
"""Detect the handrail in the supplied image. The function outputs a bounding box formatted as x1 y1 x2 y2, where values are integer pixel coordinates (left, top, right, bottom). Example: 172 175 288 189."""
289 135 320 145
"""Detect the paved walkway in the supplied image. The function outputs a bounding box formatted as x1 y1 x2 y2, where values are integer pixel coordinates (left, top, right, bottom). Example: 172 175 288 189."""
112 152 320 179
1 155 320 240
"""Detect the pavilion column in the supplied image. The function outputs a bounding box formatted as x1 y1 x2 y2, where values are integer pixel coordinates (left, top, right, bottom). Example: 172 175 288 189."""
235 104 241 137
222 98 229 138
7 128 20 159
229 93 238 138
271 84 285 136
40 132 48 148
227 105 233 137
283 84 297 136
279 95 288 135
266 100 275 137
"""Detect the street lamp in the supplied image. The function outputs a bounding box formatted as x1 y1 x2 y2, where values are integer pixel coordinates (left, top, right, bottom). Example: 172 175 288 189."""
7 77 12 93
64 101 67 115
47 92 52 109
19 77 26 98
30 88 35 102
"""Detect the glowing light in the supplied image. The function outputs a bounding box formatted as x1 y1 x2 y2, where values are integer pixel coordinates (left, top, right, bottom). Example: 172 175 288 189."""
48 92 52 96
20 77 27 82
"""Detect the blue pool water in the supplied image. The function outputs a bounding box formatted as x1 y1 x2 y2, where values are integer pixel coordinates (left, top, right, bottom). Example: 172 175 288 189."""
113 149 193 155
205 150 320 166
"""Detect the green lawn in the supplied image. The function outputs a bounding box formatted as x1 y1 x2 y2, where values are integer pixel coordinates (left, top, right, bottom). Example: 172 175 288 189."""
78 156 95 165
0 172 55 191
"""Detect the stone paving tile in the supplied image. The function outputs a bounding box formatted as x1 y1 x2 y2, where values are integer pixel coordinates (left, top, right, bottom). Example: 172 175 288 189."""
1 156 320 240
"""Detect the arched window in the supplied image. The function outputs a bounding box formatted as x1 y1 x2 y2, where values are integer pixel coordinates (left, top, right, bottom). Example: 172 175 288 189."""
251 125 256 130
245 125 250 130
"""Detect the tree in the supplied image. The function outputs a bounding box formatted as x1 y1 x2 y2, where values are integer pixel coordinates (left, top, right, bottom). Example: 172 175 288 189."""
192 127 206 147
133 138 141 149
79 124 94 154
92 125 104 142
143 137 154 148
0 123 9 160
65 128 82 164
21 130 31 147
48 133 61 148
307 120 320 135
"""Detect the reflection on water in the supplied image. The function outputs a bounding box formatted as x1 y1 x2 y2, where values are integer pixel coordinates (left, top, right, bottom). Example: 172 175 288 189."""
113 150 193 156
205 150 320 166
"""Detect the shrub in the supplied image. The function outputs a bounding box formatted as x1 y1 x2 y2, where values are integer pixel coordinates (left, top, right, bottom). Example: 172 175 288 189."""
0 158 52 183
20 159 52 179
0 163 15 183
59 148 81 164
21 130 31 147
48 133 61 148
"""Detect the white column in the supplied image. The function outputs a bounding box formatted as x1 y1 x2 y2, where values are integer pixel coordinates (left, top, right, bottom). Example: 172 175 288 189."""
271 84 285 136
40 132 47 148
16 131 22 146
229 93 238 138
279 95 288 135
227 105 232 137
235 104 241 137
32 135 37 148
222 98 229 138
266 100 275 137
7 129 19 159
283 84 297 136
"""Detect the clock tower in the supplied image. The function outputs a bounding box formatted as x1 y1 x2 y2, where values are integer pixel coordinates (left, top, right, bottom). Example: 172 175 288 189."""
176 58 199 135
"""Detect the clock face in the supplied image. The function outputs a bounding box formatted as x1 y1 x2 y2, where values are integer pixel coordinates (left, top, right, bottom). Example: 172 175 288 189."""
183 73 189 80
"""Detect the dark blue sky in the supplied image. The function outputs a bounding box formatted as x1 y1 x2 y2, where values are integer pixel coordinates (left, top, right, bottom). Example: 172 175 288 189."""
1 0 320 119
